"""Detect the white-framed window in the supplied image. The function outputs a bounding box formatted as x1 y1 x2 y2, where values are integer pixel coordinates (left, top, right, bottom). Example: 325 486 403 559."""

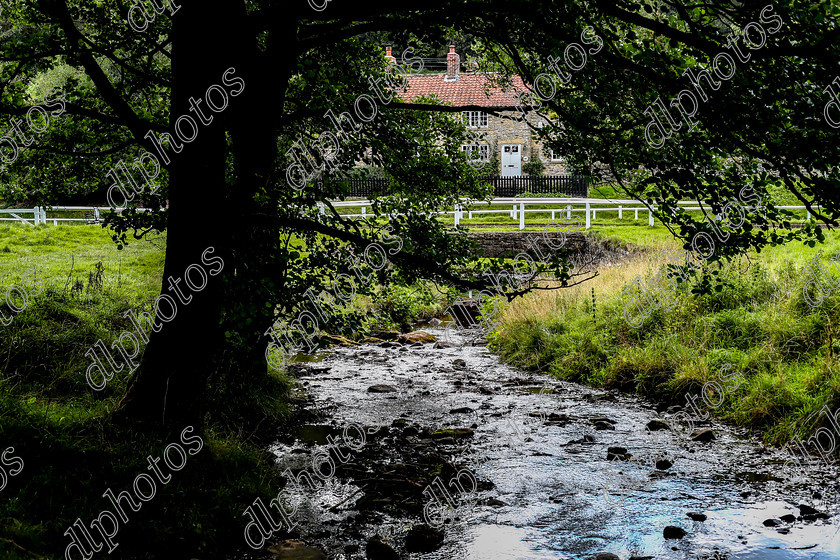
548 148 564 162
463 111 488 128
461 144 490 161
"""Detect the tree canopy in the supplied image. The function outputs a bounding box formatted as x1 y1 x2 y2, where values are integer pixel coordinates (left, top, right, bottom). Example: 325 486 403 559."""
0 0 837 429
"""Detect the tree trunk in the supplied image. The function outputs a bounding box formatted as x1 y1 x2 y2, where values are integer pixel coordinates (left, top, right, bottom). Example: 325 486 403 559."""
115 1 242 429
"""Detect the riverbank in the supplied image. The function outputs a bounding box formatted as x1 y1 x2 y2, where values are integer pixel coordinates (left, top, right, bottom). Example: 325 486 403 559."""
490 227 840 453
0 224 447 559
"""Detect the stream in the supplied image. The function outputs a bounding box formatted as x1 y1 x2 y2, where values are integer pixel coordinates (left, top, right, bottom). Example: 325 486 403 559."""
254 325 840 560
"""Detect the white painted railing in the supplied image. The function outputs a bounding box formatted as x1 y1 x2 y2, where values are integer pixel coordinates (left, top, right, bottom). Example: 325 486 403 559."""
0 206 152 226
332 198 823 230
1 201 822 230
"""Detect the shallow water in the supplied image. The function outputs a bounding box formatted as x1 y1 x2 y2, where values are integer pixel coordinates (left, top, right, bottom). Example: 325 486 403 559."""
263 326 840 560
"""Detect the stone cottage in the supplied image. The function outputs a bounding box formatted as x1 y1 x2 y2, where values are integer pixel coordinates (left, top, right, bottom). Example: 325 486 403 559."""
393 45 567 177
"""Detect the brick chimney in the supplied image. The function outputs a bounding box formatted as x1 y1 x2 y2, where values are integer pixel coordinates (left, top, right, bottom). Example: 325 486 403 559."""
384 45 396 64
445 45 460 81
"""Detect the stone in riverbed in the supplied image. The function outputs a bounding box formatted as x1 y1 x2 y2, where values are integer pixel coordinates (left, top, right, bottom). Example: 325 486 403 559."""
372 330 400 341
319 334 357 346
763 518 782 527
399 330 437 344
780 514 796 523
359 337 385 344
587 554 620 560
663 526 686 539
449 407 474 414
267 540 327 560
646 419 671 431
690 428 716 442
405 524 445 552
431 428 474 439
365 537 399 560
798 504 824 516
655 459 673 470
606 446 629 460
686 512 707 522
368 384 398 393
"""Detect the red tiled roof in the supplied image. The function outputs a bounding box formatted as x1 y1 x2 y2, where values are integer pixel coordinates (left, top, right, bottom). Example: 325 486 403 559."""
399 73 529 108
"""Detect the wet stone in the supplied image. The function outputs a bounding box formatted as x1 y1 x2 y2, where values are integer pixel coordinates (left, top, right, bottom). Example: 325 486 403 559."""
780 514 797 523
372 330 400 341
763 519 782 527
656 459 673 470
453 358 467 368
588 554 620 560
607 447 629 461
450 407 474 414
398 330 437 344
594 421 616 431
690 428 716 442
433 341 459 349
266 540 327 560
431 428 474 439
646 419 671 431
405 524 445 553
368 385 398 393
365 537 399 560
663 526 687 539
798 504 823 516
686 512 707 522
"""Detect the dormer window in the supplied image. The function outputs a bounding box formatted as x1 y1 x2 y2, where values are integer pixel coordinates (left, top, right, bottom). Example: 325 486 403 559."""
463 111 488 128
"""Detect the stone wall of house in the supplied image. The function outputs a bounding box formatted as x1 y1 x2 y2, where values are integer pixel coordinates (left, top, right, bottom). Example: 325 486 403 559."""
480 110 569 176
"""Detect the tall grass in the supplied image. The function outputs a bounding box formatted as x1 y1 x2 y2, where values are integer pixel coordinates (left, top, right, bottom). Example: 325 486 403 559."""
490 230 840 448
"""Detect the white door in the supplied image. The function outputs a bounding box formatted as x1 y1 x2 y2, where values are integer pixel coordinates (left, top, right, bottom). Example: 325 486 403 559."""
501 144 521 176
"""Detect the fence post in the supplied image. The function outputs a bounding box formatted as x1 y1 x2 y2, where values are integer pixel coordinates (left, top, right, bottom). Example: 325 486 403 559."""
94 207 100 223
551 210 555 220
519 202 525 230
585 202 591 229
648 204 655 226
511 204 517 220
33 207 39 225
361 206 366 217
454 204 460 227
618 205 622 220
567 205 571 219
41 207 46 224
806 208 811 220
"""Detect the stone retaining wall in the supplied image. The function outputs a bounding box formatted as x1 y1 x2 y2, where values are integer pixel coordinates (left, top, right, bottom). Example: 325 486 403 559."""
463 231 588 259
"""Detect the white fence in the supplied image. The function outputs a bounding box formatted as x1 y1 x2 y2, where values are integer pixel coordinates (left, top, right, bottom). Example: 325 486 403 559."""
331 198 821 230
1 200 822 230
0 206 151 226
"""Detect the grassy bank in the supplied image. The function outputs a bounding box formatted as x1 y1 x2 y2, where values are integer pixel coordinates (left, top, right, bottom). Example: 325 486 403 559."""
489 226 840 450
0 224 446 559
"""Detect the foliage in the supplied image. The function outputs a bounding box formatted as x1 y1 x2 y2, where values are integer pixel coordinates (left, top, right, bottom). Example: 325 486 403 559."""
490 228 840 448
523 157 545 177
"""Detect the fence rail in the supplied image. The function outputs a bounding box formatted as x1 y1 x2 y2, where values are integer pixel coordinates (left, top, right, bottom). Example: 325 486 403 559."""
0 200 822 230
314 175 589 198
